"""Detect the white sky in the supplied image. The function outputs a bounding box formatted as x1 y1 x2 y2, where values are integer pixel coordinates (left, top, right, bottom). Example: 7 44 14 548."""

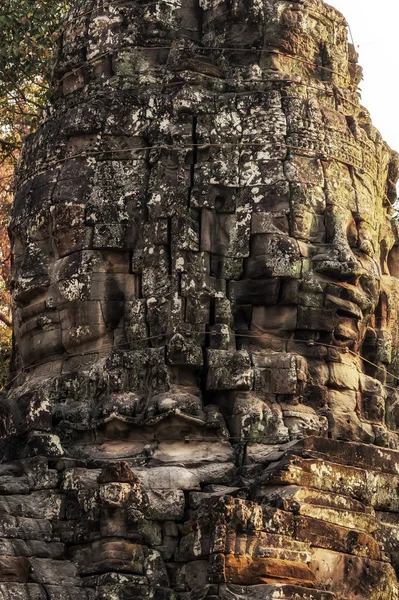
329 0 399 152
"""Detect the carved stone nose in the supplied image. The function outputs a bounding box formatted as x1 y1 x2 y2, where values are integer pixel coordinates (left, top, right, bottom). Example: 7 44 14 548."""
312 250 362 281
339 252 363 276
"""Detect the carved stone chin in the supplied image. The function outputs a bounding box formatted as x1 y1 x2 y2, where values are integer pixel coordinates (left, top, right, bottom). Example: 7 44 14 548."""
3 0 399 598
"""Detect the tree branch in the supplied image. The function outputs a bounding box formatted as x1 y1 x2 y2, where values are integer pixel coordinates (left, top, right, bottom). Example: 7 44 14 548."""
0 139 19 151
0 314 12 328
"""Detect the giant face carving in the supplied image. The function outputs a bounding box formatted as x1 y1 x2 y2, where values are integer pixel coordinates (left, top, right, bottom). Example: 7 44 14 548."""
5 3 399 600
8 0 399 454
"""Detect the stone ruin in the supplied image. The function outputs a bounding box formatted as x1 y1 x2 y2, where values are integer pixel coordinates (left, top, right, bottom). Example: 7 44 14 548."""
2 0 399 597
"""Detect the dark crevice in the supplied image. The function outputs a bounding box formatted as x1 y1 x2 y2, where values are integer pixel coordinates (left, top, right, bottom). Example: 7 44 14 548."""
167 216 173 276
188 115 198 208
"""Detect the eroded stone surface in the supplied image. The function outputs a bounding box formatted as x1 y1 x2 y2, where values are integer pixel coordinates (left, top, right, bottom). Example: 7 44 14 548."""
2 0 399 598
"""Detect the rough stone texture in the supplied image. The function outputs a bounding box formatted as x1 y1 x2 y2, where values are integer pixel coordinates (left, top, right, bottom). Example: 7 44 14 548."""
2 0 399 598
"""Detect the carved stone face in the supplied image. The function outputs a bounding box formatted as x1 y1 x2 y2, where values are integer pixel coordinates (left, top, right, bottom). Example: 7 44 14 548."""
242 151 399 354
5 4 399 600
11 157 143 375
196 88 399 446
8 0 399 454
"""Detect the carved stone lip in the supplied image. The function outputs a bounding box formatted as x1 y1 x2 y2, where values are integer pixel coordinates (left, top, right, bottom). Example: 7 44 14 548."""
321 277 375 312
325 294 363 320
334 325 360 344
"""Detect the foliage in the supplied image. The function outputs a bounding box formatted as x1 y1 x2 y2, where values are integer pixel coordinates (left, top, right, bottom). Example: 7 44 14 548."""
0 325 12 391
0 0 71 165
0 0 71 386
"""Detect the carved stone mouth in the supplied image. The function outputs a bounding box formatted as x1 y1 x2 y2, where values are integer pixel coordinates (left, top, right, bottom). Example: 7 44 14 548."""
325 294 363 320
334 327 359 346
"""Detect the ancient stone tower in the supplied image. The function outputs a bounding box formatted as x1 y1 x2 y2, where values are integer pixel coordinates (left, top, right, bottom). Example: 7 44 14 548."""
2 0 399 597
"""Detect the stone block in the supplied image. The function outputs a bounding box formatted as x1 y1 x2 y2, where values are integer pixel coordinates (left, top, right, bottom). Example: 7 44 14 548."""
297 306 337 332
281 403 327 439
219 584 336 600
261 507 295 537
293 502 377 534
230 393 289 443
229 279 279 306
144 550 169 587
45 587 93 600
149 441 234 467
262 484 373 516
143 489 185 521
284 157 325 186
206 350 253 390
0 491 63 519
34 430 66 456
366 470 399 512
224 554 316 586
292 209 325 243
93 223 137 250
233 305 252 330
177 533 210 563
59 300 112 353
295 515 381 560
299 436 399 476
208 324 236 351
19 326 63 367
99 482 132 507
62 468 100 491
326 408 374 444
29 558 80 585
173 560 209 591
98 462 137 484
251 212 289 235
16 388 52 433
246 240 302 279
376 511 399 555
270 358 302 394
260 456 368 502
68 541 145 575
279 278 300 304
0 584 47 599
0 555 29 582
62 71 85 96
148 587 176 600
96 583 149 600
167 334 203 366
310 548 398 600
0 539 63 560
328 362 359 391
251 305 297 332
328 389 357 413
80 272 138 302
53 226 93 258
135 467 201 490
361 393 385 424
200 210 250 258
225 531 311 564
